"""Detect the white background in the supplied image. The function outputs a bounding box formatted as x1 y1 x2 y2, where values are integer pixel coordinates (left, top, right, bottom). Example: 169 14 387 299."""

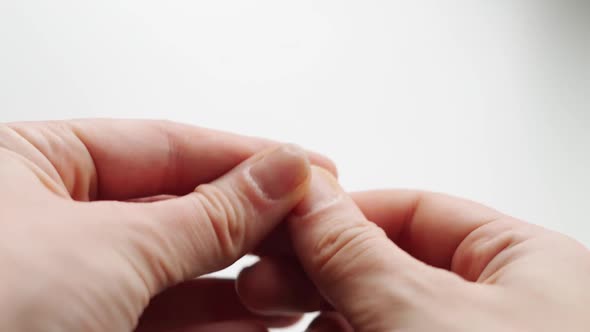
1 1 589 331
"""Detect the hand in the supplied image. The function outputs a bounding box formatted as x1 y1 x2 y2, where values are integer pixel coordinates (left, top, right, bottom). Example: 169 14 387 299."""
0 120 336 332
238 168 590 331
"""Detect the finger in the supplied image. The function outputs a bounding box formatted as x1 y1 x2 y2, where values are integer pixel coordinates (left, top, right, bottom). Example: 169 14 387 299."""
111 144 311 293
252 223 294 257
247 190 522 316
180 321 268 332
254 190 508 272
127 195 178 203
237 257 328 315
288 167 441 329
306 312 353 332
135 278 299 332
350 190 518 278
2 120 336 201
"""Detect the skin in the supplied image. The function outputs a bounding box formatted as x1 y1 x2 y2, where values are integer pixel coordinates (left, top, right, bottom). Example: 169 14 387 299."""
238 168 590 331
0 119 337 332
2 119 589 331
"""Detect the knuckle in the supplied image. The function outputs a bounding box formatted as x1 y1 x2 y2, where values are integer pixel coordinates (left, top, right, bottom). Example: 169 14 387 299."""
193 184 248 262
313 219 386 278
451 218 531 282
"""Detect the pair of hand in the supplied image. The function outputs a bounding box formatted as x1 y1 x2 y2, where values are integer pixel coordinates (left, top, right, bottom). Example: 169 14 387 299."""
0 119 588 332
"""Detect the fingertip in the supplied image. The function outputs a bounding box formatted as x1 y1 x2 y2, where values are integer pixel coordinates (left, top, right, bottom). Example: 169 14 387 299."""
237 258 323 315
292 166 345 218
184 321 269 332
306 312 353 332
236 263 259 309
248 144 311 201
307 150 339 178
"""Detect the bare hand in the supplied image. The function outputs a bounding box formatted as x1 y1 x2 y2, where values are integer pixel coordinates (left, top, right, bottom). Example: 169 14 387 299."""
0 119 335 332
238 168 590 331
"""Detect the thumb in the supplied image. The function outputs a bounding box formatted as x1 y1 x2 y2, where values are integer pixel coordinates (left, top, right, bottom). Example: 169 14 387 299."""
288 167 436 330
120 144 311 292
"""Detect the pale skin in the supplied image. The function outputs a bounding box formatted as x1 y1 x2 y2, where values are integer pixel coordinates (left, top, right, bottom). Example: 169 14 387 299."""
239 169 590 331
1 120 589 331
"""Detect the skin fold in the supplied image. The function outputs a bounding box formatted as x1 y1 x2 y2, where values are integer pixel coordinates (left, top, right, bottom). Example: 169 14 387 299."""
238 168 590 331
1 119 589 331
0 119 334 332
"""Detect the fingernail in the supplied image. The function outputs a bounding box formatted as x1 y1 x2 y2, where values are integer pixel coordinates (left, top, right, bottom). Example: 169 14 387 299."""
249 144 310 200
295 167 343 217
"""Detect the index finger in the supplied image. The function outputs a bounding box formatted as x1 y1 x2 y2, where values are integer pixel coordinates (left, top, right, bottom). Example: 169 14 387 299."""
3 119 336 200
351 190 506 270
255 190 506 271
243 189 516 314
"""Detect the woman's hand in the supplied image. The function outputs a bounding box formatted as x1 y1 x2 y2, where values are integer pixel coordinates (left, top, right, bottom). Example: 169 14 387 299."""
238 168 590 331
0 119 335 332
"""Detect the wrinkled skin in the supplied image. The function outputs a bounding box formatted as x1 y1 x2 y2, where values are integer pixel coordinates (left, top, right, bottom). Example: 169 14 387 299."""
0 119 337 332
238 169 590 332
2 119 589 332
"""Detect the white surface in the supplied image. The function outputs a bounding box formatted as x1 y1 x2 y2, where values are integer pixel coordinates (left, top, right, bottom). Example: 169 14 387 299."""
1 1 589 331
